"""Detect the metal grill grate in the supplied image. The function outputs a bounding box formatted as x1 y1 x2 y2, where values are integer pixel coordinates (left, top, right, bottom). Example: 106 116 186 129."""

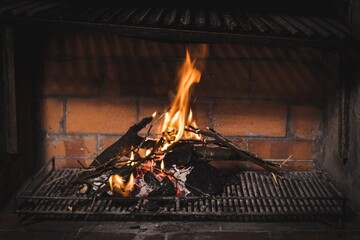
0 0 354 44
16 160 346 224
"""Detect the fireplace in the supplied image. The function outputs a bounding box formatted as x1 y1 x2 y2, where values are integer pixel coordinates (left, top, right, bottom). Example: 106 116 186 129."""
1 0 360 234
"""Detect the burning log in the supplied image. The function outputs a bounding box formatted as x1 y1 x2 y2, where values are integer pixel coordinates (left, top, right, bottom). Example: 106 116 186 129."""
76 114 158 181
68 45 283 204
90 114 156 168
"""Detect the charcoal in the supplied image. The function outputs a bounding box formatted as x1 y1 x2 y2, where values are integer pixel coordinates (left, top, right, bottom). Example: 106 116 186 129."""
185 160 222 196
163 143 194 168
148 176 176 197
144 171 161 190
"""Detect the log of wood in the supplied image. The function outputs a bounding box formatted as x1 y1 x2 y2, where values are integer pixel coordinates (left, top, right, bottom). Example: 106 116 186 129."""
76 115 156 181
90 115 154 168
186 126 283 176
192 146 278 167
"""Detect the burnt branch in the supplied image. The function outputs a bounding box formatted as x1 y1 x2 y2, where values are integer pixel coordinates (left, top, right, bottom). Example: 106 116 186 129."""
75 114 156 182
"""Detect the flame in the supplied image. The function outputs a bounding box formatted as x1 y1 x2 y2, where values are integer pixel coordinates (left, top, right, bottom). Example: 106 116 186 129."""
160 159 165 171
130 151 134 160
161 48 202 149
108 173 135 197
127 151 135 166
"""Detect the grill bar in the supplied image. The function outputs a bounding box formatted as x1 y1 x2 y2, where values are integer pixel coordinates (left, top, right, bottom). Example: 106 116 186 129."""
0 0 354 45
16 161 346 224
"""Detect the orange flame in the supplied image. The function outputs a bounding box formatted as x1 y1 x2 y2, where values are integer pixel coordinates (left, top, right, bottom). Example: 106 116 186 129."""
160 159 165 171
127 151 135 166
108 173 135 197
161 48 202 149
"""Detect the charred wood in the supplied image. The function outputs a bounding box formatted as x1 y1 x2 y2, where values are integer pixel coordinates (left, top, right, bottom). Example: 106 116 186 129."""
148 176 176 197
163 143 194 167
90 115 154 167
187 126 283 177
76 115 156 181
185 160 222 196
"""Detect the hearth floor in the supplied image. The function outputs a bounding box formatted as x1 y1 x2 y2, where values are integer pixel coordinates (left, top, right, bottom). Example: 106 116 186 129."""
1 195 360 240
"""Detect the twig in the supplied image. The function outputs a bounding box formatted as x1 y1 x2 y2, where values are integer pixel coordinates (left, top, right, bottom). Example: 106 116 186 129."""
146 109 169 136
77 159 87 168
279 155 292 168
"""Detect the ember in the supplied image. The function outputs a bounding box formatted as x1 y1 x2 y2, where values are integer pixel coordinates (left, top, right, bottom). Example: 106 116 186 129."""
71 45 282 201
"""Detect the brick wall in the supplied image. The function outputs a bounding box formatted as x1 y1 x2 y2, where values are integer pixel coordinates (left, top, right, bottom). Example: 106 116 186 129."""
36 31 339 170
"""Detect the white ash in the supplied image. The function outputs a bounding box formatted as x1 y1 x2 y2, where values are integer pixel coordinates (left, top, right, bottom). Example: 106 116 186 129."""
90 173 108 192
135 177 156 197
172 165 193 196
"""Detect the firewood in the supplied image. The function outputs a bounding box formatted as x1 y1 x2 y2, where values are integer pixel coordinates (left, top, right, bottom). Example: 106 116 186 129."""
76 115 156 182
193 146 242 160
186 126 283 177
91 115 155 167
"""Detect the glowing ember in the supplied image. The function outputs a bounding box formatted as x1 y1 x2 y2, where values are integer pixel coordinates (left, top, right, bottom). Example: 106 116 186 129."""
161 48 202 150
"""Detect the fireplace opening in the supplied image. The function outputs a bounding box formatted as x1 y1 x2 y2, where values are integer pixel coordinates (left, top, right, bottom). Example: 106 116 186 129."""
1 0 360 234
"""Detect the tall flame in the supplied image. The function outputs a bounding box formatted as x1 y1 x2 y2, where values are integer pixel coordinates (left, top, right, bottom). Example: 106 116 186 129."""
161 48 202 148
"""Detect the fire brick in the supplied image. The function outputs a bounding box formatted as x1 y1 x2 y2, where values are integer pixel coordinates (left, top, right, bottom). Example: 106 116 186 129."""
209 43 288 58
287 46 324 60
45 135 66 158
252 61 324 99
98 136 122 154
139 98 166 135
41 59 101 96
45 135 97 160
64 135 98 158
248 140 315 160
54 159 93 169
39 98 64 133
66 98 137 134
192 100 213 130
195 61 249 98
102 58 177 97
214 100 287 137
241 160 313 171
290 105 323 139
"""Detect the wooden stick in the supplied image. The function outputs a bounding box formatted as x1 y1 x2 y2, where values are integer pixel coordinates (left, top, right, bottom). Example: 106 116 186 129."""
187 126 283 176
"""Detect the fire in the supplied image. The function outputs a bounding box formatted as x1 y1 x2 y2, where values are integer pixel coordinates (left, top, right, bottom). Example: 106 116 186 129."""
106 46 208 198
161 48 202 149
127 151 135 166
160 159 165 171
108 173 135 197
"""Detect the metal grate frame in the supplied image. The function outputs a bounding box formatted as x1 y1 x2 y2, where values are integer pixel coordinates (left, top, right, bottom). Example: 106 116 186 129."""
16 159 346 224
